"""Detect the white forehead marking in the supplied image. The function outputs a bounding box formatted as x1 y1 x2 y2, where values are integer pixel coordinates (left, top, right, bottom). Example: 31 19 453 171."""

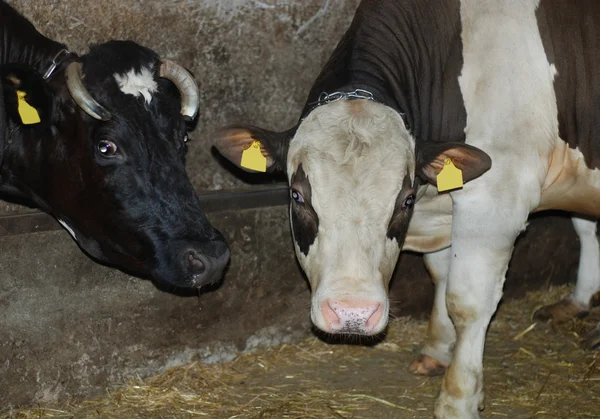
113 66 158 104
58 219 77 242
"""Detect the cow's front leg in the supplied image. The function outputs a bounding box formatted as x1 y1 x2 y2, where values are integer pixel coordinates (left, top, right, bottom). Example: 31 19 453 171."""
434 193 528 419
535 216 600 323
410 247 454 376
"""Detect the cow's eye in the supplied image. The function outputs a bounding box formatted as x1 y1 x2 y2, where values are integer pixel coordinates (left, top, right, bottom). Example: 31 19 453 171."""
402 194 415 210
183 134 189 144
291 189 304 204
98 140 118 156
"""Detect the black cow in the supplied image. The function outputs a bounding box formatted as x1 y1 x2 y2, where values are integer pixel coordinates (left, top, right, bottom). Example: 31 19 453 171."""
0 1 229 288
215 0 600 417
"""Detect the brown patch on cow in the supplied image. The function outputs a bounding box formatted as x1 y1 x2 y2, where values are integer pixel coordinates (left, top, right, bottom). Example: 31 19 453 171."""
446 293 477 328
441 366 464 399
408 354 447 376
537 140 600 215
347 99 367 117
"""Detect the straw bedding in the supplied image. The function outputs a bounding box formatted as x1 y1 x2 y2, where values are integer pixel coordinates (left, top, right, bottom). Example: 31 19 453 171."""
9 285 600 419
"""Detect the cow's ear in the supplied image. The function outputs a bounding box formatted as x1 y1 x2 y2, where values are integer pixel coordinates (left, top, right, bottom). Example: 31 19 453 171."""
417 142 492 186
213 125 294 173
0 65 53 126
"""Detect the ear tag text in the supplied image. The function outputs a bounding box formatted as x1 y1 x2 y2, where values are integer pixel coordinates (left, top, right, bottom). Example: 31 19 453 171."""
240 140 267 172
437 158 463 192
16 90 41 125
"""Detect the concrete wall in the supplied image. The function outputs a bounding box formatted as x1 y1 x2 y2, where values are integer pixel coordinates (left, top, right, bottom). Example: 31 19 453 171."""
6 0 362 195
1 0 362 408
1 207 309 407
0 0 582 411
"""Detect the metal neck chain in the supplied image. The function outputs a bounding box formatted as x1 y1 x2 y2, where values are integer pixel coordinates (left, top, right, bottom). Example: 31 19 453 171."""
301 87 410 139
303 88 376 119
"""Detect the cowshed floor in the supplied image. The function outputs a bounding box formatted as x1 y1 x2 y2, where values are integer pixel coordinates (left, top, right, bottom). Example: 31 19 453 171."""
8 285 600 419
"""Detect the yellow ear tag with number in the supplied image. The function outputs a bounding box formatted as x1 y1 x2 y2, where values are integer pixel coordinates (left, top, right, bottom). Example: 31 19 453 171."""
437 158 463 192
16 90 41 125
240 140 267 172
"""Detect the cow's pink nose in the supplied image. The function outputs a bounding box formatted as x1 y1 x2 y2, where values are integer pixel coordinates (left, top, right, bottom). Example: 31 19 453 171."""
321 299 383 334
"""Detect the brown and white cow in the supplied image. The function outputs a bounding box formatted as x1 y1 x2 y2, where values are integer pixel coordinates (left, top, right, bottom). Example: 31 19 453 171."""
215 0 600 417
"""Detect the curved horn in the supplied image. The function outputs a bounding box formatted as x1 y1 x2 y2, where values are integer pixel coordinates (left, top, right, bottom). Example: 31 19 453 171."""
65 62 111 121
159 59 199 121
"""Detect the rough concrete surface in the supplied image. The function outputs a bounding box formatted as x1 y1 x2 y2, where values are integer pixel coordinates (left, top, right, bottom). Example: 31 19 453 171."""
0 0 586 411
1 206 311 409
3 0 362 201
0 209 580 409
1 0 364 407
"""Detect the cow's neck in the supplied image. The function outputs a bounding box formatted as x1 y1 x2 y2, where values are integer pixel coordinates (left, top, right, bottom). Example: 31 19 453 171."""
302 0 467 147
0 123 52 211
0 4 75 203
0 3 66 73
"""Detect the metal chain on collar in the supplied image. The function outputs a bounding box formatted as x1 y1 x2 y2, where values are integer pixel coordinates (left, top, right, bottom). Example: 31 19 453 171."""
304 88 376 118
301 87 410 135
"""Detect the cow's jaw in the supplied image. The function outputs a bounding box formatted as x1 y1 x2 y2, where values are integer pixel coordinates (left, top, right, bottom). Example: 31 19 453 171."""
287 99 415 336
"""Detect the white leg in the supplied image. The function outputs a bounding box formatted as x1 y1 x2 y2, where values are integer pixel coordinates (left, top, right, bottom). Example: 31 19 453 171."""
570 216 600 307
572 217 600 351
435 186 530 419
444 0 559 414
535 216 600 322
409 247 454 375
422 247 455 363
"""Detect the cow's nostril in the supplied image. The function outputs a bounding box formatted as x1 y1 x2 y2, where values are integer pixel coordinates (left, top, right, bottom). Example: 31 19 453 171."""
187 252 206 274
321 301 342 331
321 299 383 334
181 242 229 288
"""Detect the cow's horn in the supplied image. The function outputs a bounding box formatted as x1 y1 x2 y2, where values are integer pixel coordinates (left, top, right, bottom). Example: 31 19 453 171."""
65 62 112 121
159 59 199 121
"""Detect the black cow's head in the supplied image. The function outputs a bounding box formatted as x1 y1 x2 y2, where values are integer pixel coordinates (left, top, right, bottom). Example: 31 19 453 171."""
0 41 229 288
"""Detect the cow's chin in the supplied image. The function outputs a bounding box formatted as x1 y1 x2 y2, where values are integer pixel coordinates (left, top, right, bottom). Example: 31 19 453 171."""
55 219 152 277
78 235 150 277
310 289 390 337
78 238 197 290
56 219 229 290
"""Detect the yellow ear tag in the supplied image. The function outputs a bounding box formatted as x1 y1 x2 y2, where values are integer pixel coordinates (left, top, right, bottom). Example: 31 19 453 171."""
437 158 463 192
16 90 41 125
240 140 267 172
